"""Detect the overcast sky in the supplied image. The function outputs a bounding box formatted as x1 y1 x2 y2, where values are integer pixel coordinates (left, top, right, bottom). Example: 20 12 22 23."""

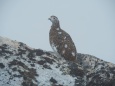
0 0 115 63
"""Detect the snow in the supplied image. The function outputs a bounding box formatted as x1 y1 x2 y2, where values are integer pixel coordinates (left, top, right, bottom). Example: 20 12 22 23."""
0 56 23 86
0 36 115 86
36 61 77 86
0 36 19 49
0 36 33 50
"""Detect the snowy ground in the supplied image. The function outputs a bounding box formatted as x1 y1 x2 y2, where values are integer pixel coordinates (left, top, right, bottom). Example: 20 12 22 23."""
0 36 115 86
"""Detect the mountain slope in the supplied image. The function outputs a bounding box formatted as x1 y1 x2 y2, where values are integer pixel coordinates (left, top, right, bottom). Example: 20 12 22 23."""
0 36 115 86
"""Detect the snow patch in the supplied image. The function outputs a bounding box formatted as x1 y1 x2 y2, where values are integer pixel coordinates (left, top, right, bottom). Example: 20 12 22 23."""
0 36 33 50
36 61 77 86
0 36 19 49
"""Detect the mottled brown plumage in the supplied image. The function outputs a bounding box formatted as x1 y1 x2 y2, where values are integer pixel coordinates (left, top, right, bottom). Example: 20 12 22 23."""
49 15 77 61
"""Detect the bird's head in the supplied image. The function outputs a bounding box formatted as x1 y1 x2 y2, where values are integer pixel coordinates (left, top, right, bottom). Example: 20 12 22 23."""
48 15 60 28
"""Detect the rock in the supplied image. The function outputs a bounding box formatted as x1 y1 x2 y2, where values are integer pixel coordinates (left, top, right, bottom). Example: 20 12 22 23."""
0 36 115 86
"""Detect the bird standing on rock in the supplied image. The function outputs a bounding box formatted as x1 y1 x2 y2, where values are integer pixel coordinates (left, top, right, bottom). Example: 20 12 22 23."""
49 15 77 61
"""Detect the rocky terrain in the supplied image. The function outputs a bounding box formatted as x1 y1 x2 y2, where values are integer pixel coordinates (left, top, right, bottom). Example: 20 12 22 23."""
0 36 115 86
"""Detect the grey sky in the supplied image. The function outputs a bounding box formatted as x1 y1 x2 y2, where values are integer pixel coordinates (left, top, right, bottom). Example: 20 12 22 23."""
0 0 115 63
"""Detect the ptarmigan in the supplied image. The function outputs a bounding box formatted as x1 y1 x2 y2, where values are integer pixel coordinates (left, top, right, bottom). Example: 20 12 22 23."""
49 15 77 61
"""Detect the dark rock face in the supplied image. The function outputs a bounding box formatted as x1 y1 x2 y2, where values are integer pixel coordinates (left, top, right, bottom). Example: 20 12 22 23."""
0 36 115 86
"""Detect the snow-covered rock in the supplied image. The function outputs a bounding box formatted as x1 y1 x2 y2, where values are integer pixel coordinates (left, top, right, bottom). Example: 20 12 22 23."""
0 36 115 86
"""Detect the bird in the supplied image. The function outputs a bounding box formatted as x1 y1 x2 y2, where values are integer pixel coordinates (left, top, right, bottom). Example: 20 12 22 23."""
48 15 77 61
